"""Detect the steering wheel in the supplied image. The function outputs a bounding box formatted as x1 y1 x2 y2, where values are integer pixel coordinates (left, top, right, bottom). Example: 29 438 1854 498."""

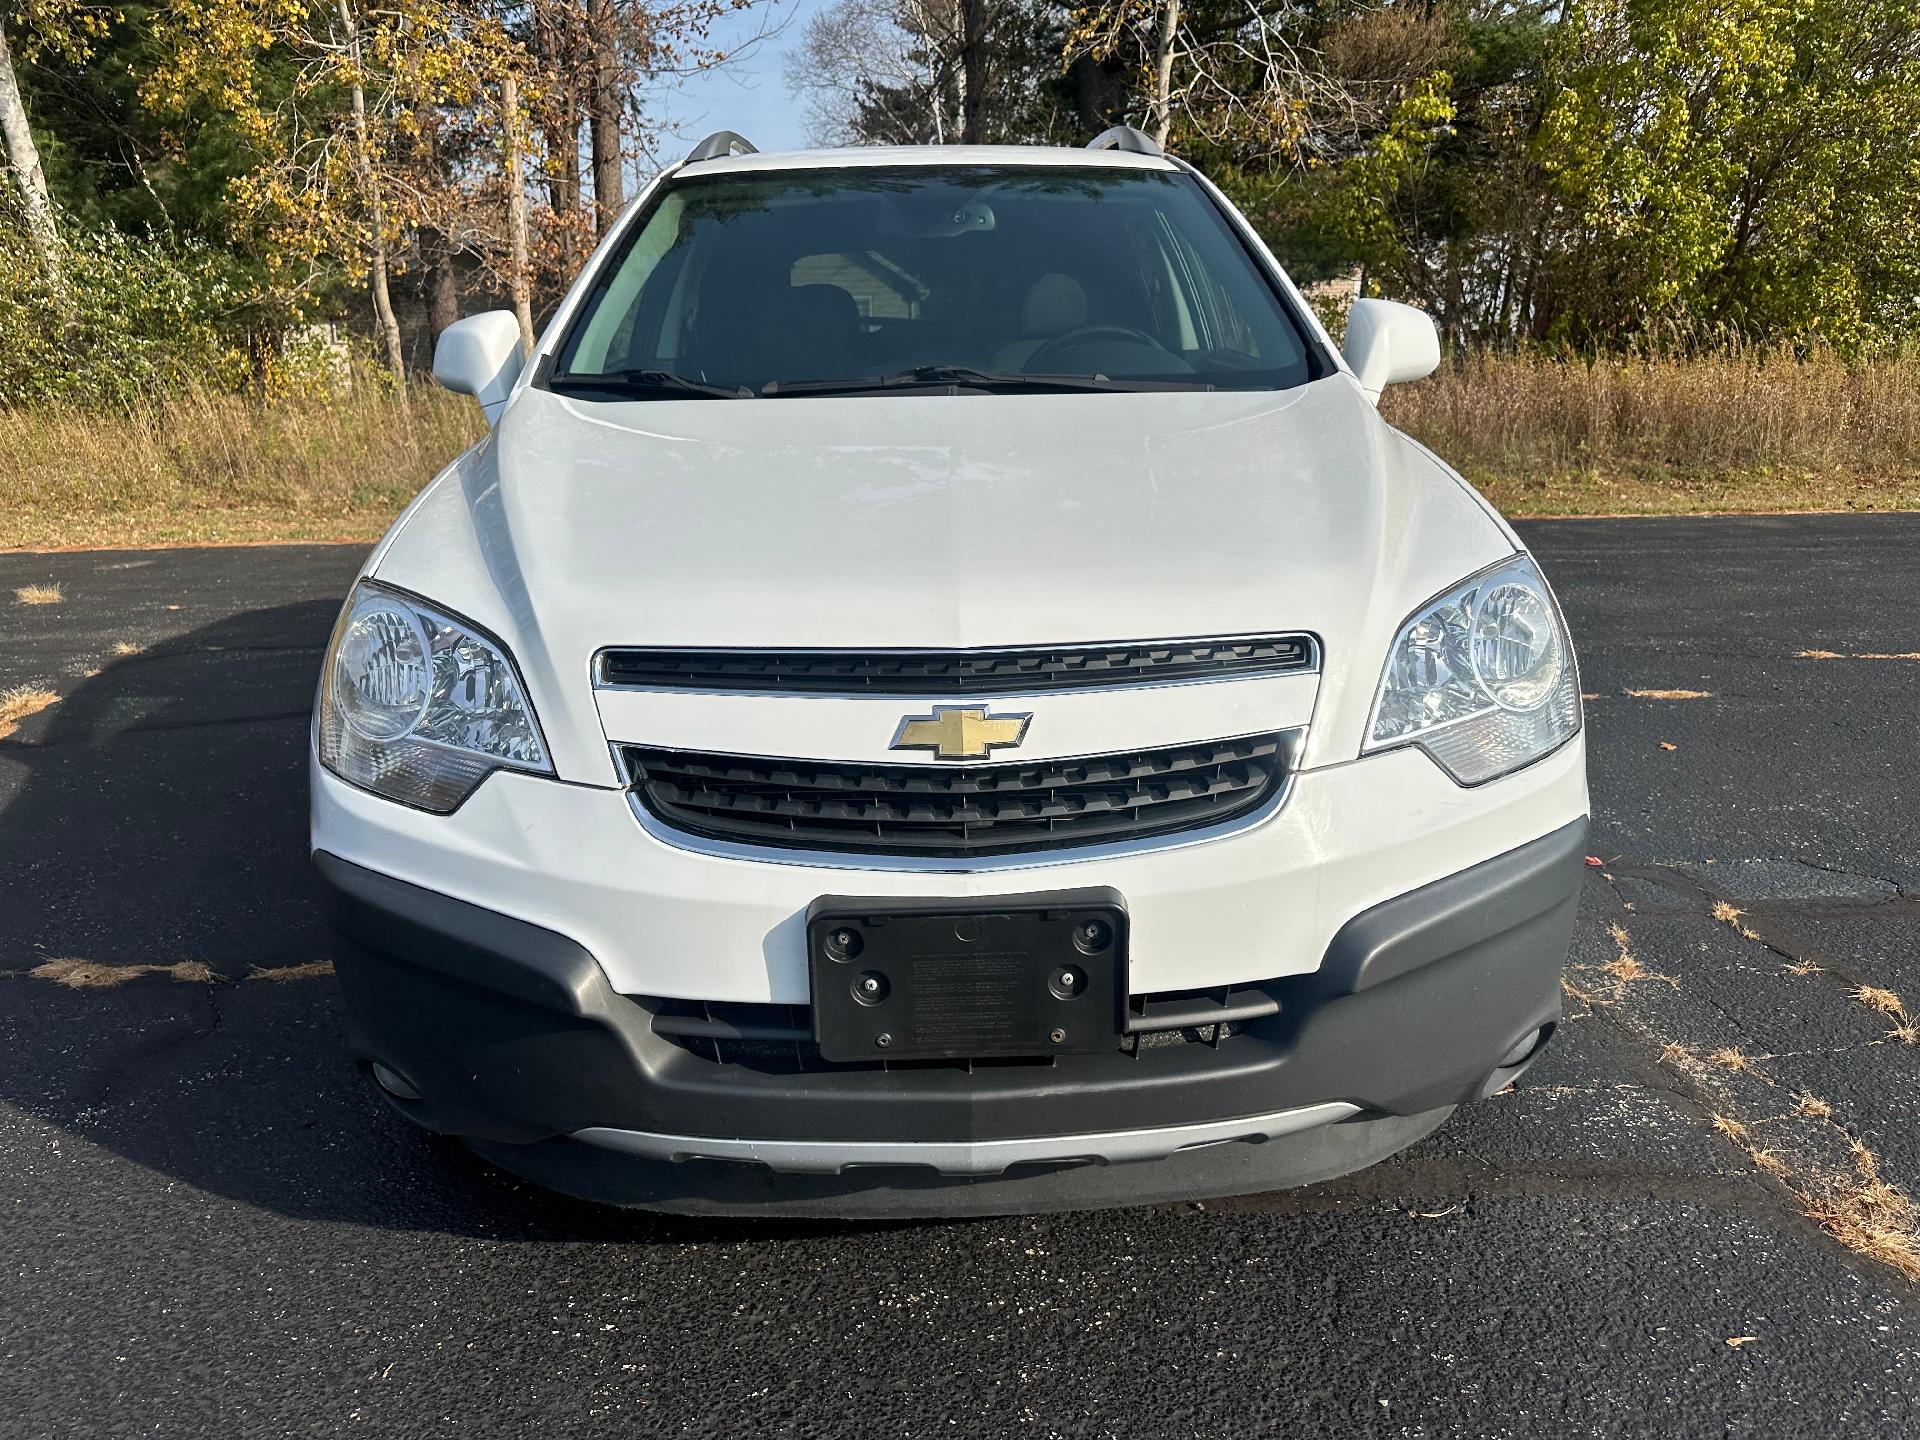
1025 324 1166 372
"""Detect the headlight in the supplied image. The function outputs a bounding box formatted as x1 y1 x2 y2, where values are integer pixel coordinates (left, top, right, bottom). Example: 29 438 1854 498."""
317 582 551 812
1364 555 1580 785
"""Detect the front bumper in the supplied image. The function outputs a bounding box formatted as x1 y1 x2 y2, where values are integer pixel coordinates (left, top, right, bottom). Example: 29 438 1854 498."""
316 815 1587 1215
309 736 1587 1003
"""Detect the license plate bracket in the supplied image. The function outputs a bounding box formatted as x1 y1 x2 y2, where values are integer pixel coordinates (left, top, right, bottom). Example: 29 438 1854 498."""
806 889 1128 1063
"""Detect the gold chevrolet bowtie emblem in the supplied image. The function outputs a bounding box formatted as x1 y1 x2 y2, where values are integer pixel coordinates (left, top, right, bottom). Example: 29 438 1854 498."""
890 705 1032 761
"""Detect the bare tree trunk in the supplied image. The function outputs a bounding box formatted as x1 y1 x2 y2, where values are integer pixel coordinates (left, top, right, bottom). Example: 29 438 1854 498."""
902 0 946 141
0 19 62 292
959 0 987 143
586 0 623 232
423 229 459 338
1148 0 1179 147
502 72 535 354
337 0 405 384
535 0 583 269
412 96 457 340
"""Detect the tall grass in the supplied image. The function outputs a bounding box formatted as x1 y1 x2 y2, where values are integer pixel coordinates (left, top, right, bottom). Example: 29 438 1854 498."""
5 350 1920 550
1384 348 1920 515
0 378 482 550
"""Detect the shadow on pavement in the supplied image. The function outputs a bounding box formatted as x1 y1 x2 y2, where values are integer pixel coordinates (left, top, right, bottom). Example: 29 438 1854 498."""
0 600 871 1242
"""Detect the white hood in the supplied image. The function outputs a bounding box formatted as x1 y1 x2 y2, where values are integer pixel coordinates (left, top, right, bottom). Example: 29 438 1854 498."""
372 376 1515 783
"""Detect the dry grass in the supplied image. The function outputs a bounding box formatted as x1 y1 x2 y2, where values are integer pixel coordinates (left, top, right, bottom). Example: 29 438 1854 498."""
1795 1159 1920 1283
1582 920 1679 996
31 956 215 988
0 684 59 740
247 960 335 982
13 583 62 604
0 380 482 550
1626 688 1713 700
1710 899 1766 943
1 349 1919 547
1799 649 1920 662
1854 985 1909 1019
1712 1114 1752 1145
1384 348 1920 516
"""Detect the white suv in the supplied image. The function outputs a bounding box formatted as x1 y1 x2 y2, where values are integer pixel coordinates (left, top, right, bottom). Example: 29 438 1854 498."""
310 129 1588 1217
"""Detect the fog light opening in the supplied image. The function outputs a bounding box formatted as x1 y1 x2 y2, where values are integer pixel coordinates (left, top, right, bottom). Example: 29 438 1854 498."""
1499 1025 1551 1070
371 1062 423 1101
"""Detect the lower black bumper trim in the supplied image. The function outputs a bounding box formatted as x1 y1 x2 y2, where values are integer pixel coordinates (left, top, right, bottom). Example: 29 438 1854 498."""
314 816 1587 1165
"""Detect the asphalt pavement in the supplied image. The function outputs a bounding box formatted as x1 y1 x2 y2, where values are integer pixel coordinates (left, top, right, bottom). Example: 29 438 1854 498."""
2 516 1918 1437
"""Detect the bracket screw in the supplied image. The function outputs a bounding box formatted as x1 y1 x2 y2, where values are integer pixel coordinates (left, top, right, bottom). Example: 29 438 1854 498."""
876 1032 893 1048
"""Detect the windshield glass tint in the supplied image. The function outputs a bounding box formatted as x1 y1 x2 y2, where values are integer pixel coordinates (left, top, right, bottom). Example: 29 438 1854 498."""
552 165 1329 394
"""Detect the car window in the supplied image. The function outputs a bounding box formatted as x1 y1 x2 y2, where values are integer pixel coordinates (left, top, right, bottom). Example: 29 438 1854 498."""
550 165 1330 396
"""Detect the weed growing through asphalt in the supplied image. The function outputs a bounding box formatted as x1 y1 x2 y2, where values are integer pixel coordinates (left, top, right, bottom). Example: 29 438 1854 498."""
246 961 335 982
1799 649 1920 662
31 957 215 988
13 584 62 605
0 685 59 740
1571 890 1920 1285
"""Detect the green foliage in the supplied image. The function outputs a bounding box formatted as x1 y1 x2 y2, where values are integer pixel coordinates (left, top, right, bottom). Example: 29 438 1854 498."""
0 220 251 405
12 0 1920 413
1305 72 1456 279
1538 0 1920 350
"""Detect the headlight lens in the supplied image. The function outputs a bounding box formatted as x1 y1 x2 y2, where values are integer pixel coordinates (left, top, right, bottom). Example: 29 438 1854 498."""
317 583 550 812
1365 555 1579 785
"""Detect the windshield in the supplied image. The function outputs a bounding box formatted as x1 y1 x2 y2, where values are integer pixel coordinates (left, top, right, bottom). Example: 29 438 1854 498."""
548 165 1331 397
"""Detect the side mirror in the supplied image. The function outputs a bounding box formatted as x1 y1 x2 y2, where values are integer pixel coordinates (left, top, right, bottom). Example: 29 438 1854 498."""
1341 298 1440 404
432 311 526 426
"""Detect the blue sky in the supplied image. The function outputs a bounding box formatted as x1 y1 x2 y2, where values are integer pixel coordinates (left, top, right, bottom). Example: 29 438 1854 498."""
662 1 816 155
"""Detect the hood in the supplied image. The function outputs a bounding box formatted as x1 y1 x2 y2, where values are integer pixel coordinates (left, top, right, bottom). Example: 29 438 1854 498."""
374 376 1515 783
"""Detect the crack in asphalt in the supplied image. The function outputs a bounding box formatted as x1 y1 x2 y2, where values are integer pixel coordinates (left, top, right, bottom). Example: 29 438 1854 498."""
1569 865 1920 1293
1611 862 1920 1005
66 979 226 1115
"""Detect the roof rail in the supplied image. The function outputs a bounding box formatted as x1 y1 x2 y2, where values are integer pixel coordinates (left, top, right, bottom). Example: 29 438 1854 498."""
1087 125 1163 157
685 131 759 164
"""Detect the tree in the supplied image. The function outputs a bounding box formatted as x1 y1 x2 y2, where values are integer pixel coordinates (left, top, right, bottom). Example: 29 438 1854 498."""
334 0 407 379
0 1 107 292
787 0 965 144
0 17 62 285
1539 0 1920 349
585 0 624 230
788 0 1070 145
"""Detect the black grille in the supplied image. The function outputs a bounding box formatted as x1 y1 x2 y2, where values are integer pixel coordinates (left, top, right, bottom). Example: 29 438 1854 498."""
622 734 1289 857
598 637 1316 695
645 982 1282 1072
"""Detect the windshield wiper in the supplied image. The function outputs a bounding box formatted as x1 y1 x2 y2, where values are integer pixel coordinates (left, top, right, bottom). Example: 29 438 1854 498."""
762 365 1216 397
547 367 747 400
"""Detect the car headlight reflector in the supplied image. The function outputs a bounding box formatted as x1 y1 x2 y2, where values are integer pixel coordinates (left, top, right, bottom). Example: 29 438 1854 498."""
1470 582 1564 710
336 596 433 741
318 583 550 811
1366 556 1579 785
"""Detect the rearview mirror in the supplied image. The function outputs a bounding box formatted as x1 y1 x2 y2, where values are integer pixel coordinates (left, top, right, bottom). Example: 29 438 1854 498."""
1342 298 1440 404
433 311 526 426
